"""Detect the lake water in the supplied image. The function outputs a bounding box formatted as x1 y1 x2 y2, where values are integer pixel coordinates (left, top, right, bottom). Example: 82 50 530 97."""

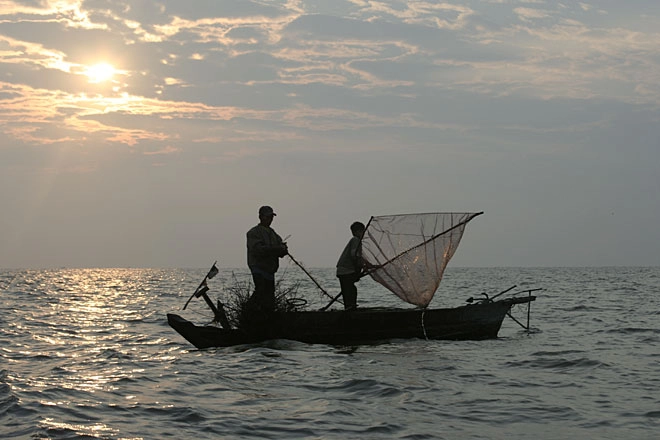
1 266 659 439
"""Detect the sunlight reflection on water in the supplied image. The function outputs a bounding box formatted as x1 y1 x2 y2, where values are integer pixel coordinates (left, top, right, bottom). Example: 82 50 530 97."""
1 267 659 439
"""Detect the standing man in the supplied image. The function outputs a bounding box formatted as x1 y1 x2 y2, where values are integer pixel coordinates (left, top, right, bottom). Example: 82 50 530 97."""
246 205 288 311
336 221 366 310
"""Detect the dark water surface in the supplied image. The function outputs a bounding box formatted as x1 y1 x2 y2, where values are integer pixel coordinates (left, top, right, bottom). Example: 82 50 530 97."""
1 267 659 439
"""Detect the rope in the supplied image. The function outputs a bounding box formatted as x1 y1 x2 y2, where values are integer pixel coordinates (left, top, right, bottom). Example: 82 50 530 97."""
421 309 428 340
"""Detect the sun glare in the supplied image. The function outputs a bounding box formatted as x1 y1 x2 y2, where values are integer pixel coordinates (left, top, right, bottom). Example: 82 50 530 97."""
85 63 116 83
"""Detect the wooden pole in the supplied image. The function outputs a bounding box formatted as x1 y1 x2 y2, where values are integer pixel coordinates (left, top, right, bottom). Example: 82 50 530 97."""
320 291 343 311
288 253 339 303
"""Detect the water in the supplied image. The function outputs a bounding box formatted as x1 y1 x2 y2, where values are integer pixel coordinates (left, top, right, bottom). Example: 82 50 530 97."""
1 266 659 439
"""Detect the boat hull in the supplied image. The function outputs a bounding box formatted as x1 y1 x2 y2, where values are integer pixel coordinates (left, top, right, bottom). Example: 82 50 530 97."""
167 296 535 349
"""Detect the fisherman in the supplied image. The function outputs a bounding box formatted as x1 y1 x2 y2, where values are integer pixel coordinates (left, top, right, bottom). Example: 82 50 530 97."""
246 205 288 312
336 221 366 310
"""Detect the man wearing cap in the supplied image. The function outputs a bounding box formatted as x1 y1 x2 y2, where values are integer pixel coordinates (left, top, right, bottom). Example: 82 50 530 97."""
246 205 288 311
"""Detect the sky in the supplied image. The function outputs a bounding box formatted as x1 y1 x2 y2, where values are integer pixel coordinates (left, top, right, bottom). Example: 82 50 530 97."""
1 0 659 269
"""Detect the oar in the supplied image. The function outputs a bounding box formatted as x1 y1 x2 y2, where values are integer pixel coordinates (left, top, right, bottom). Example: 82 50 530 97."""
287 252 341 305
319 291 343 311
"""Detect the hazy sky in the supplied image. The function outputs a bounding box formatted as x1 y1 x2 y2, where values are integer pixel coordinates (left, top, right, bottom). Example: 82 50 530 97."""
1 0 658 269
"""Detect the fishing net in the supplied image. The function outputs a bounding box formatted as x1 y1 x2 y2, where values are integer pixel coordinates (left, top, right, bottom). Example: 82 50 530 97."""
361 212 482 308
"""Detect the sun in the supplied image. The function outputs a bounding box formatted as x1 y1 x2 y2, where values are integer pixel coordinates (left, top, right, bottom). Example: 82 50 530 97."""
85 63 116 83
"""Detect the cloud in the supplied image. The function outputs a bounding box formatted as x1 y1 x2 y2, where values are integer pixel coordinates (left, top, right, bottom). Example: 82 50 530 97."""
514 7 552 21
142 145 181 155
5 0 659 122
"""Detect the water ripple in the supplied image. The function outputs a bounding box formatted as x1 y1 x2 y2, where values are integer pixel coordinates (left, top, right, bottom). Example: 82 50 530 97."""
1 267 660 439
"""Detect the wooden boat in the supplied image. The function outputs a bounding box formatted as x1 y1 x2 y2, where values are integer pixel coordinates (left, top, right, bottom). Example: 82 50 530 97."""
167 294 536 349
167 212 540 348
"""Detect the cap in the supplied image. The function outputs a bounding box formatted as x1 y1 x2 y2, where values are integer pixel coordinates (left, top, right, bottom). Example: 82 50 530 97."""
258 205 276 216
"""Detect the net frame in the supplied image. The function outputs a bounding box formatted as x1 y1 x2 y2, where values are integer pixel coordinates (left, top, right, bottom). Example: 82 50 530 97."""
361 212 482 307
